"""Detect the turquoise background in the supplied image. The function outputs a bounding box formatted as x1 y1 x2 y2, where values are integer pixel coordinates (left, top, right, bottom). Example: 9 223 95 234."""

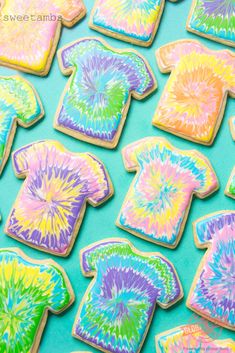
0 0 235 352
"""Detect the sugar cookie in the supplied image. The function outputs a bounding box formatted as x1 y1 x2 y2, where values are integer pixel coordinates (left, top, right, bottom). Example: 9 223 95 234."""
73 238 183 353
187 211 235 330
225 167 235 199
5 140 113 256
116 137 218 248
0 76 44 175
54 38 156 148
0 1 86 76
187 0 235 48
156 324 235 352
153 39 235 145
0 248 74 353
229 117 235 140
89 0 180 47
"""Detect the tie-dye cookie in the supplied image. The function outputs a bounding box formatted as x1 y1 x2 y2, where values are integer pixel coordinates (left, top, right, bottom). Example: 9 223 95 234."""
187 0 235 48
229 117 235 141
187 211 235 330
156 324 235 352
116 137 218 248
5 140 113 256
0 76 44 175
73 238 183 353
89 0 179 47
0 0 86 75
153 39 235 145
225 167 235 199
54 38 156 148
0 248 74 353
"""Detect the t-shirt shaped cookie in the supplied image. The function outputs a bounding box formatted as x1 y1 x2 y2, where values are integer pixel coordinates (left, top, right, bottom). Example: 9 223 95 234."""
116 137 219 248
187 211 235 330
187 0 235 48
5 140 113 256
156 324 235 352
0 248 74 352
73 239 183 353
54 38 156 148
0 0 86 75
153 40 235 145
89 0 180 47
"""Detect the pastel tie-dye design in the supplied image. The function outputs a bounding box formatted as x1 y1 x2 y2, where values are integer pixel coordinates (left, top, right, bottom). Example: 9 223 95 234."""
153 40 235 145
55 38 156 148
156 324 235 352
0 248 73 353
116 137 218 248
73 239 183 353
90 0 179 46
5 140 113 256
0 0 86 75
225 167 235 199
187 0 235 47
0 76 43 175
187 211 235 330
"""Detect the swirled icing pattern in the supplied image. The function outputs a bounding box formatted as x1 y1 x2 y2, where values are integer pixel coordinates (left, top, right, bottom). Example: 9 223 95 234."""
117 137 218 247
0 0 86 75
226 167 235 199
5 140 112 256
90 0 178 46
0 249 72 352
74 239 183 353
187 0 235 46
156 325 235 353
55 38 155 147
0 76 43 175
187 211 235 330
153 40 235 145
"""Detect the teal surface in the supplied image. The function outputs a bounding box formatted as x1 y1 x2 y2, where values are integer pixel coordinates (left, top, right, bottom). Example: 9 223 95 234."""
0 0 235 352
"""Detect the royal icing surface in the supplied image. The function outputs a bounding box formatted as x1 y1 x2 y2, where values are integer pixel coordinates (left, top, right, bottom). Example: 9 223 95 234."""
0 249 73 352
156 325 235 353
225 167 235 199
187 0 235 47
0 0 86 75
55 38 156 148
117 137 218 247
5 140 113 256
90 0 179 46
73 239 183 353
187 211 235 330
153 40 235 145
0 76 43 175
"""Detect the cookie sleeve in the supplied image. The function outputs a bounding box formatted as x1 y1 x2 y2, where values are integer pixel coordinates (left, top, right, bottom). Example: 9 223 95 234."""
194 212 235 246
191 152 218 196
47 264 72 312
85 154 112 205
12 143 35 176
154 257 182 307
126 52 155 96
122 140 145 170
53 0 85 23
81 240 127 274
156 40 194 72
